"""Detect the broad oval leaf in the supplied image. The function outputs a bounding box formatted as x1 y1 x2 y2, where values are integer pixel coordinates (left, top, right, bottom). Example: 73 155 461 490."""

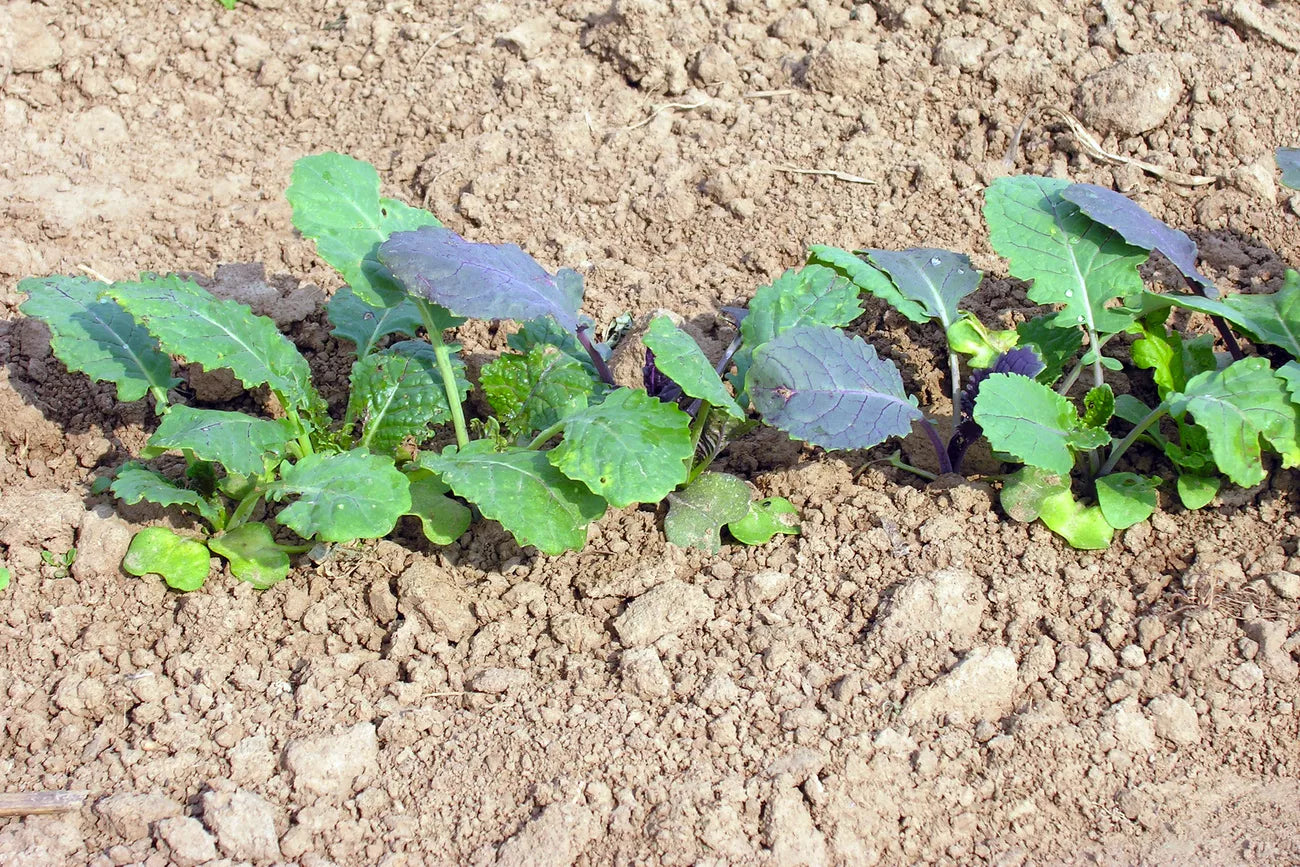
348 340 468 454
728 496 800 545
270 450 411 542
999 466 1113 549
863 248 982 329
973 373 1107 474
984 175 1147 335
149 406 294 477
405 469 472 546
742 263 866 347
208 522 290 589
481 344 599 439
326 286 426 357
1061 182 1217 297
748 325 921 451
548 387 693 508
106 274 321 415
122 527 212 591
420 441 607 555
287 152 443 307
1095 472 1159 530
643 316 744 419
379 225 581 332
664 472 753 553
18 276 178 402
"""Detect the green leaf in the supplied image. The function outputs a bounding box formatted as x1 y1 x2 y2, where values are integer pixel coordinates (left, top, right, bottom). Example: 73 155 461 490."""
0 567 9 591
984 175 1147 335
122 527 212 591
807 246 926 323
405 469 472 546
326 286 428 357
728 496 800 545
208 523 290 589
508 318 600 379
1016 314 1084 383
421 441 607 555
1095 472 1159 530
947 313 1019 368
1170 357 1300 486
643 316 744 418
348 340 468 453
105 274 321 415
149 406 294 477
481 345 599 439
1081 384 1115 429
1176 473 1220 509
111 462 223 528
1131 317 1217 399
1278 360 1300 404
548 388 693 508
1133 272 1300 359
974 374 1108 474
664 472 753 553
1000 467 1113 549
18 276 179 402
287 152 444 307
270 450 411 542
862 247 982 330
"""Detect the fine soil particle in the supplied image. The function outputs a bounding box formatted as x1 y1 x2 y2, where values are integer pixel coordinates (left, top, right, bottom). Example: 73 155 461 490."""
2 1 1300 864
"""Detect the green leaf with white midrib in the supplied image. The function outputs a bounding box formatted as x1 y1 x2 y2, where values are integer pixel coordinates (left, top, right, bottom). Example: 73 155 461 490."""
420 441 607 555
807 246 927 323
974 373 1109 474
984 176 1147 336
148 405 294 477
326 286 425 357
348 341 467 453
643 317 744 419
17 276 178 402
1140 272 1300 359
269 450 410 542
481 344 599 439
548 388 693 508
106 274 321 415
111 462 223 527
862 248 981 330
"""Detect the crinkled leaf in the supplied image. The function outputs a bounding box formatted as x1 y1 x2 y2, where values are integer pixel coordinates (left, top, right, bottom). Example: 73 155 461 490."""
379 225 581 332
548 388 693 508
208 523 290 589
1082 384 1115 429
326 286 430 357
999 467 1113 549
481 345 598 439
270 450 410 542
1131 317 1218 399
749 325 921 451
1062 182 1217 297
122 527 212 591
405 469 472 546
1170 356 1300 487
111 462 223 527
807 246 926 323
974 373 1108 474
18 276 179 403
508 318 599 378
728 496 800 545
1278 147 1300 190
984 175 1147 335
287 152 443 307
348 340 468 454
644 316 744 418
149 406 294 477
105 273 321 415
420 441 607 555
1095 472 1159 530
664 472 753 553
1176 473 1220 510
1278 360 1300 404
947 313 1019 368
862 248 982 329
1016 314 1083 383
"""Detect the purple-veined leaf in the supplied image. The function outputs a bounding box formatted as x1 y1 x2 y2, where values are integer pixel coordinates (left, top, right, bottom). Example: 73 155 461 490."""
863 248 982 329
378 225 581 332
748 325 921 450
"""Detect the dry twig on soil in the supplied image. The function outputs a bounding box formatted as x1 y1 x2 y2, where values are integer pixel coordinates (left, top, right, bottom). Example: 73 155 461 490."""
0 791 88 818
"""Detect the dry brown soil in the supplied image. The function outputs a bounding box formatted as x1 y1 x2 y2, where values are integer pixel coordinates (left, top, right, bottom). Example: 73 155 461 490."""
3 0 1300 864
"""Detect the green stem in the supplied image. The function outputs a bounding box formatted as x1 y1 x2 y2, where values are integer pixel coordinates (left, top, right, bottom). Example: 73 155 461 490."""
1058 332 1118 396
685 403 714 484
948 348 964 422
885 451 938 482
226 488 265 530
275 542 315 555
1088 327 1104 390
283 407 314 458
525 420 566 450
1098 401 1168 477
149 385 171 415
415 300 470 449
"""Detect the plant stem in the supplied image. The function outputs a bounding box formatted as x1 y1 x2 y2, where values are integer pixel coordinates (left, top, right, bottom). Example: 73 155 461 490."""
918 416 954 475
1057 333 1118 395
885 451 938 482
575 325 615 386
149 386 171 415
284 408 314 458
948 349 963 422
685 403 714 484
415 300 470 448
226 489 263 530
1098 400 1168 476
1087 327 1104 389
525 420 566 450
1182 274 1244 361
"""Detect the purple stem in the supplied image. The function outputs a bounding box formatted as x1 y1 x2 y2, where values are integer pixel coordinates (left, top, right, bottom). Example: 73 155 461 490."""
1184 274 1243 361
918 416 954 476
576 325 616 386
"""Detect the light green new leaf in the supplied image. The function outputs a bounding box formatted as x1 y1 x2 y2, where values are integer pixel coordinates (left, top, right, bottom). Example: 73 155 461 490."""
664 472 753 553
105 273 321 415
1000 467 1113 549
112 462 223 527
421 441 607 555
122 527 212 591
807 246 926 322
1170 357 1300 487
287 152 444 307
728 496 800 545
348 340 468 454
548 388 693 508
149 405 294 477
270 450 410 542
1081 384 1114 429
1095 472 1159 530
974 374 1108 474
984 175 1147 335
18 276 178 402
1130 317 1217 399
481 344 599 439
1176 473 1220 510
326 286 427 357
405 469 472 545
208 523 290 589
947 313 1019 368
643 316 744 418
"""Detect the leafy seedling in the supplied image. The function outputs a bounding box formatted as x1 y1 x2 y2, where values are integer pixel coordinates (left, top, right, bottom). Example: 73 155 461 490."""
40 548 76 578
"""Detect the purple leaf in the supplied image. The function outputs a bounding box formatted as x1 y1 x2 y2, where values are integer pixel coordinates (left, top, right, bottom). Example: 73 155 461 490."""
948 346 1045 472
1061 183 1218 299
378 225 581 331
749 325 921 451
643 348 684 403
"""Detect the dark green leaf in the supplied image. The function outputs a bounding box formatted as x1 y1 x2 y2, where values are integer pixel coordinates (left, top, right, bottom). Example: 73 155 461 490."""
111 462 223 527
664 472 753 553
405 469 472 546
326 286 428 357
348 340 468 454
481 345 599 439
1081 384 1114 429
149 406 293 477
208 523 290 589
270 450 411 542
1016 314 1084 383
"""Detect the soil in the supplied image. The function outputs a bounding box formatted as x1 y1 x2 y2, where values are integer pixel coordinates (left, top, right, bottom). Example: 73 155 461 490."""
2 0 1300 864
